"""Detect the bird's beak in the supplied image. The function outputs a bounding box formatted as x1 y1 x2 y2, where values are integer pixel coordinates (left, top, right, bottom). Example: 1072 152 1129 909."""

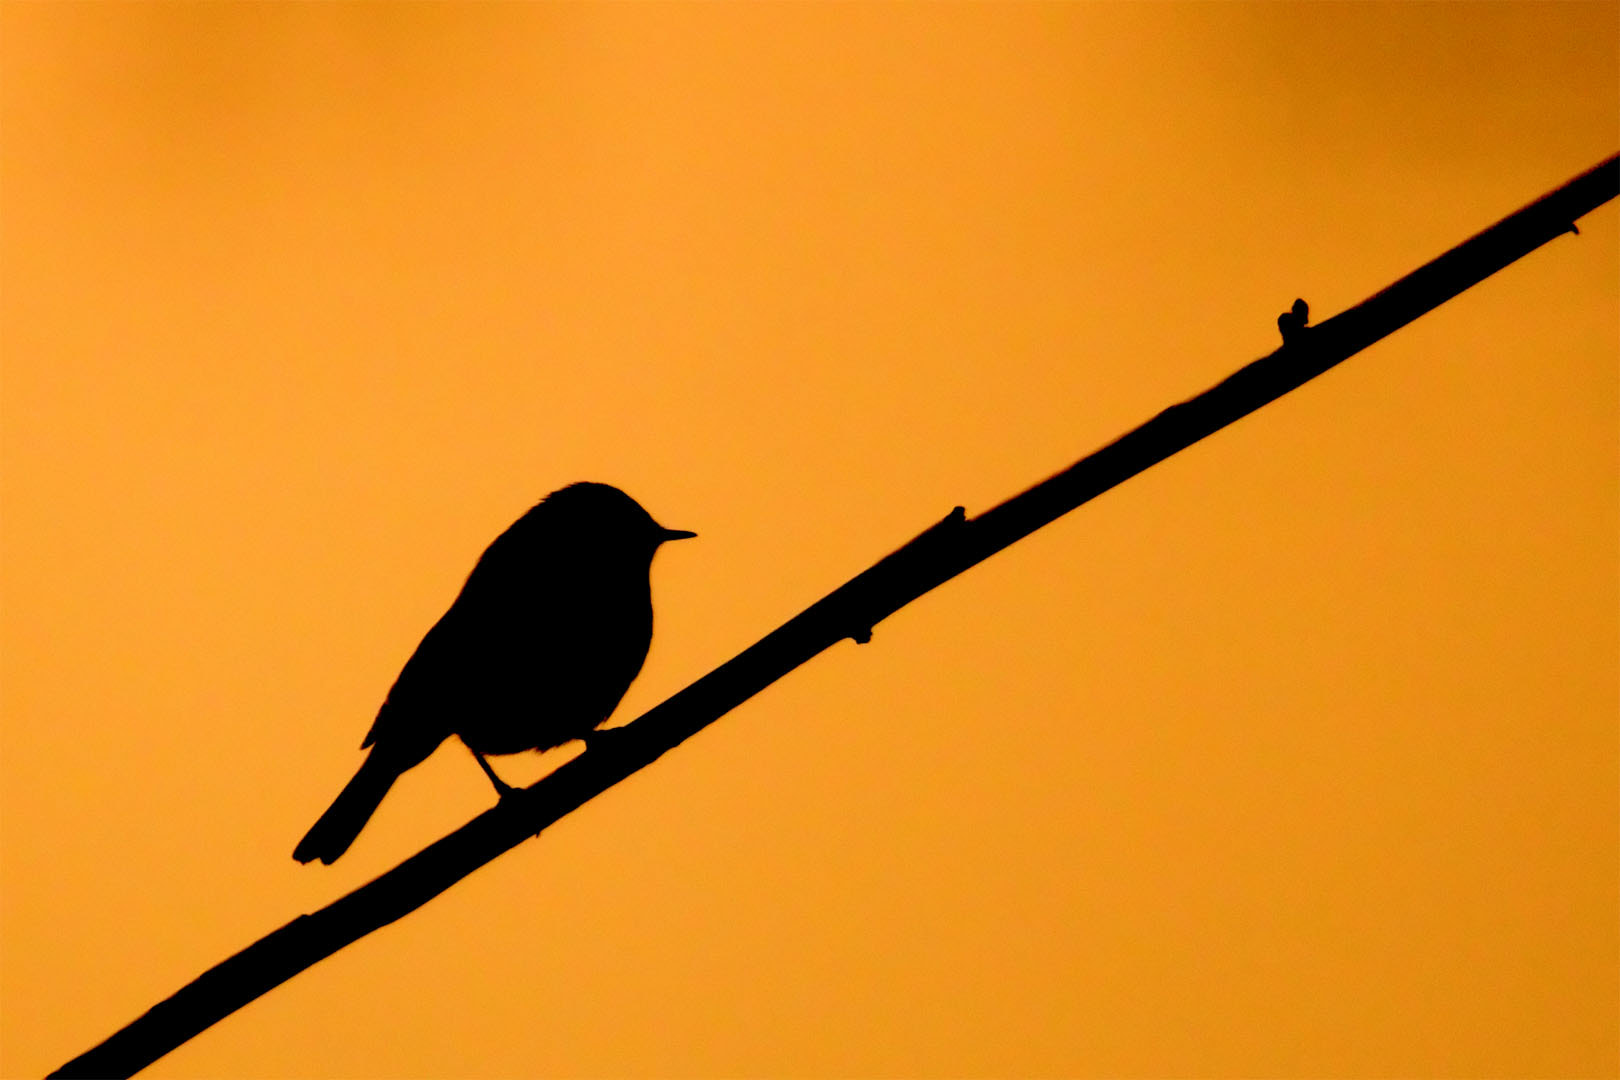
658 527 697 543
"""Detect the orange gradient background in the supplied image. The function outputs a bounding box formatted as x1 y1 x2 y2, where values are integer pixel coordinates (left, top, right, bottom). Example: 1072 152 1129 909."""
2 4 1616 1077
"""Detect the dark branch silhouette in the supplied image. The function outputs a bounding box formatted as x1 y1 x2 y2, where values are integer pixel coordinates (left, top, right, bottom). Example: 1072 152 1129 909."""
49 153 1618 1080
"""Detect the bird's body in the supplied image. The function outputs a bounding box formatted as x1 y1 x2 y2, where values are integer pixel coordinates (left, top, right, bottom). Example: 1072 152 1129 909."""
293 483 692 865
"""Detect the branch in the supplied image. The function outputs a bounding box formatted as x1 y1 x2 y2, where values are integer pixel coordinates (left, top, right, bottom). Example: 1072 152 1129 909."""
50 153 1618 1080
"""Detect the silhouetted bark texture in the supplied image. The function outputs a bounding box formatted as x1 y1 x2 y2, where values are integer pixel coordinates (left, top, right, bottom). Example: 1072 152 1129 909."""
50 153 1618 1079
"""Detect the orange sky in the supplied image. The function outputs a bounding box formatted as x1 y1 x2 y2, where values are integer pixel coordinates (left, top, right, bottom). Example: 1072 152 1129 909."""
2 4 1616 1077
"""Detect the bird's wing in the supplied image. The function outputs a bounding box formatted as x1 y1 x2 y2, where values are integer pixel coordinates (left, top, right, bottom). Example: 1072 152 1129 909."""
361 608 469 751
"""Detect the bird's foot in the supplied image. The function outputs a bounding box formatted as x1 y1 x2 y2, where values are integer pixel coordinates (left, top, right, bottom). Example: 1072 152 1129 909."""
581 726 630 754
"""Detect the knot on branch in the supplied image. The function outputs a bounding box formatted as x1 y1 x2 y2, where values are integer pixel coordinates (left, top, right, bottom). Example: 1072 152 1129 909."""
839 506 968 646
1277 298 1310 344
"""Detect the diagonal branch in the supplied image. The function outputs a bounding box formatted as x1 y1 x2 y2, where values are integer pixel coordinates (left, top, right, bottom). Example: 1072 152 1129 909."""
49 153 1618 1080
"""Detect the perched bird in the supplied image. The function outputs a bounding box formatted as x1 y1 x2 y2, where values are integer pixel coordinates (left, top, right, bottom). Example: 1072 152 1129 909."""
293 482 694 865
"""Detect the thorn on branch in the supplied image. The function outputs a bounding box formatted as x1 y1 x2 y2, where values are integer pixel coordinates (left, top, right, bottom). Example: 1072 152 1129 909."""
850 627 873 645
1569 222 1581 236
1277 297 1310 345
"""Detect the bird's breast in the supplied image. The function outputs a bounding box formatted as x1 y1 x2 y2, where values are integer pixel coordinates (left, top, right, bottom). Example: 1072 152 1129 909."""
451 574 654 754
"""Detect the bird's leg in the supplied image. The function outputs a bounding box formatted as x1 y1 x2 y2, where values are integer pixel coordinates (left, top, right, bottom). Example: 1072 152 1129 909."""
469 749 518 801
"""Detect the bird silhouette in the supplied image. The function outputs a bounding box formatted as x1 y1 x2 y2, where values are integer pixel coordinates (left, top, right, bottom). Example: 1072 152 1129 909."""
293 482 693 865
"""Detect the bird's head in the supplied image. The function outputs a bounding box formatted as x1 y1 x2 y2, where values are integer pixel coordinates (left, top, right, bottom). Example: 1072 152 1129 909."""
535 482 695 561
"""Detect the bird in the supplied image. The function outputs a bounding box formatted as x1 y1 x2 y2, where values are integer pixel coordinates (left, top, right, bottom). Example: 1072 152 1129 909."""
293 482 694 865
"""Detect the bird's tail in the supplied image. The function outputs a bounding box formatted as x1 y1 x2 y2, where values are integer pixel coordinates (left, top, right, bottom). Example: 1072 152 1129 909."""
293 752 399 865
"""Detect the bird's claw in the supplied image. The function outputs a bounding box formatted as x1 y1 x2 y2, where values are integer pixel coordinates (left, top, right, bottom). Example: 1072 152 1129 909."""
582 727 630 754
